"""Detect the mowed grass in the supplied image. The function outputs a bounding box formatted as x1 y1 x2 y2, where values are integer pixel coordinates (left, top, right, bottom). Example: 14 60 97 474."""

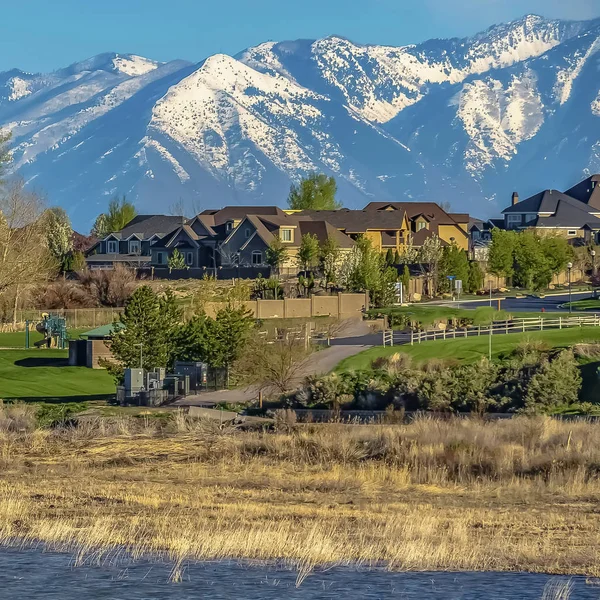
0 329 88 349
0 349 114 399
337 327 600 371
565 299 600 311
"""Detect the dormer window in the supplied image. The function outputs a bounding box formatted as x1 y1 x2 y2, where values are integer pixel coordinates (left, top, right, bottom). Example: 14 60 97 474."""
226 221 234 232
280 228 293 242
129 240 140 254
417 221 426 231
107 240 118 254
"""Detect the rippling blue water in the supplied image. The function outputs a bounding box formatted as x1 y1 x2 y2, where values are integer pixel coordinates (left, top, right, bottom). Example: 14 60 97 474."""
0 549 595 599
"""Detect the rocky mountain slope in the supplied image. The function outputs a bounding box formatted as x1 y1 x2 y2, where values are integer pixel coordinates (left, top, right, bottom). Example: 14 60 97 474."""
1 15 599 228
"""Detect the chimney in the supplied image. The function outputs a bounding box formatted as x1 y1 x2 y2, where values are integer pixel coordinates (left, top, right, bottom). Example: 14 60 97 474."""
512 192 519 206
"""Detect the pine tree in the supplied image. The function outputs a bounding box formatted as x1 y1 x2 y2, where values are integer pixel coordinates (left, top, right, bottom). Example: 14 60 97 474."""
265 239 288 275
467 261 484 293
385 248 394 266
400 265 410 300
168 248 187 272
108 286 182 376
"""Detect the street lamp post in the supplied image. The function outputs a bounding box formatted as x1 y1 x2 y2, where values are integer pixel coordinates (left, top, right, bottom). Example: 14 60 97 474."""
567 262 573 314
591 250 596 298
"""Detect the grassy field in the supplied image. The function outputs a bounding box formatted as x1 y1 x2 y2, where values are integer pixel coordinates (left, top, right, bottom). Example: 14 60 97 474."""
336 327 600 371
0 349 114 399
564 299 600 311
2 411 600 580
0 329 88 349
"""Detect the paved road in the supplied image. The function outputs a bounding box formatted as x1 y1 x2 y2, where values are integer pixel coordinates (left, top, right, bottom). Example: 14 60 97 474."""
442 291 594 313
175 343 371 407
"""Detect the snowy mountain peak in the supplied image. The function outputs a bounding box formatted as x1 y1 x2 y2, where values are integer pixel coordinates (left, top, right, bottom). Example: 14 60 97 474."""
1 15 600 228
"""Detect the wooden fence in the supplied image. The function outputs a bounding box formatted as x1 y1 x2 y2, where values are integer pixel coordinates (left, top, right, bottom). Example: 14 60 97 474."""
382 315 600 346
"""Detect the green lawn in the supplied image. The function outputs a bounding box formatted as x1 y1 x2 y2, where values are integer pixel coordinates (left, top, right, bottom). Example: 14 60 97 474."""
337 327 600 371
0 349 114 399
0 329 88 349
564 299 600 311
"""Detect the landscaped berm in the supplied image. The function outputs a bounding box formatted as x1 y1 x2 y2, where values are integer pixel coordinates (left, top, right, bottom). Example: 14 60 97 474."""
2 407 600 581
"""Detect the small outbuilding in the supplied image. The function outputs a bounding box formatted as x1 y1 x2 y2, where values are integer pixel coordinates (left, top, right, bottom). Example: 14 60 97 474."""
68 324 118 369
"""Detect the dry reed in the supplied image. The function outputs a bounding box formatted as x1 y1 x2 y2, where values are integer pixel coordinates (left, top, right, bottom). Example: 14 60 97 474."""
1 410 600 580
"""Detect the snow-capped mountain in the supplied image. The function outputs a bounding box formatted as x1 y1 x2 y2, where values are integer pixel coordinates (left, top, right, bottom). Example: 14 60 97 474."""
1 16 599 228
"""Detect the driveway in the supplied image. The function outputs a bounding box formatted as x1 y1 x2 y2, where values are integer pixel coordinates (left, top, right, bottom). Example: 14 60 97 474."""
175 343 371 407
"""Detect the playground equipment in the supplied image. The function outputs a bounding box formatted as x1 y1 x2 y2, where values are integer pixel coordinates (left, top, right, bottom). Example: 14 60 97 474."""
25 313 68 349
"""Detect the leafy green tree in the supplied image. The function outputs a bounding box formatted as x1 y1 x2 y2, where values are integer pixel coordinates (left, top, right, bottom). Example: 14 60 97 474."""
538 235 573 288
107 286 182 378
92 196 137 236
417 234 444 297
488 229 517 281
265 238 288 275
287 173 341 210
440 243 469 293
319 236 340 291
524 350 581 413
297 233 320 272
467 261 484 294
63 250 86 272
168 248 187 272
43 207 73 271
513 231 548 290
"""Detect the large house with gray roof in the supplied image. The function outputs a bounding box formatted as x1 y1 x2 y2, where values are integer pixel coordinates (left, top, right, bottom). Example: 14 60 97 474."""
501 174 600 242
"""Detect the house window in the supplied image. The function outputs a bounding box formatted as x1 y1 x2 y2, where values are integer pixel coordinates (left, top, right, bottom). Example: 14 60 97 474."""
417 221 426 231
252 251 262 265
226 221 234 232
186 252 194 265
107 240 118 254
245 228 251 238
280 228 292 242
567 230 577 236
525 214 537 224
506 214 522 229
156 252 164 265
129 240 140 254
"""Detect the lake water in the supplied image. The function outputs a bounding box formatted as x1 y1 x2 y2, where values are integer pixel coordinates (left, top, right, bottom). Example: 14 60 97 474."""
0 548 596 599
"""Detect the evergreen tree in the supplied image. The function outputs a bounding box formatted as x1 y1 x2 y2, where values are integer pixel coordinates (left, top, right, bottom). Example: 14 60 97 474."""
467 261 484 294
385 248 395 266
297 233 320 272
63 251 86 273
400 265 410 300
319 236 340 291
108 286 181 376
393 249 401 265
439 243 469 293
287 173 341 210
211 306 255 385
168 248 187 272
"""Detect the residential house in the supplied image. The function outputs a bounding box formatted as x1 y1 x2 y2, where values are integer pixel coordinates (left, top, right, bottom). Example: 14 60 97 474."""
295 208 412 253
501 175 600 242
363 202 470 251
85 215 184 269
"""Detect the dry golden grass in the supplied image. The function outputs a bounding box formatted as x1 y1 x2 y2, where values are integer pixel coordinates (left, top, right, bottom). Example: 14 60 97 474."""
1 409 600 580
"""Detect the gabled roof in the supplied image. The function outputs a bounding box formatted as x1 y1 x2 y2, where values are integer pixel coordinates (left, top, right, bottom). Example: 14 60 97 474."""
297 209 408 233
187 215 217 237
411 227 449 247
564 175 600 210
298 220 355 249
108 215 185 240
199 206 285 226
153 224 205 249
364 201 461 226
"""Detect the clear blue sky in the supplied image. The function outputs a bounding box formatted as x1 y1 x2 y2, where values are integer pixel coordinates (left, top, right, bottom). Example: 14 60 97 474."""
3 0 599 73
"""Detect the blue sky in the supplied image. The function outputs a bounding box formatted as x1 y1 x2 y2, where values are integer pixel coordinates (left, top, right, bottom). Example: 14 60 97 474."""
3 0 599 73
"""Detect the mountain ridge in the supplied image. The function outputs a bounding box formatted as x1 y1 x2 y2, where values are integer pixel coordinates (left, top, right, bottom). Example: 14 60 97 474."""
1 14 599 229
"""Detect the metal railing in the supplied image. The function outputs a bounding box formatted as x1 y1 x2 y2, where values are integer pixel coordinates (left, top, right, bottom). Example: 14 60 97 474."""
382 315 600 346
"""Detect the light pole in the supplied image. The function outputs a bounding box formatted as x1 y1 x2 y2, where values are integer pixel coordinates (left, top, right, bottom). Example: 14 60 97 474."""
591 250 596 298
567 262 573 314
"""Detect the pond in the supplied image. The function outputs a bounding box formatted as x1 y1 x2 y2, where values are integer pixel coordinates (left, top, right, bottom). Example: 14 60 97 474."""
0 548 595 599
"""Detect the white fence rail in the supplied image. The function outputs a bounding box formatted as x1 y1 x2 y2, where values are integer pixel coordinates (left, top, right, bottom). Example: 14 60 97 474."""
382 315 600 346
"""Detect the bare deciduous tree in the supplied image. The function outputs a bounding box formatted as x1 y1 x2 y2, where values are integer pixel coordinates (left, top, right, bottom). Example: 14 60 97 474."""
0 180 55 320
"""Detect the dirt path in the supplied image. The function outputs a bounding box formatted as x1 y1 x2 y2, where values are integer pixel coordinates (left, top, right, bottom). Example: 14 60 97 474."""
175 344 370 406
